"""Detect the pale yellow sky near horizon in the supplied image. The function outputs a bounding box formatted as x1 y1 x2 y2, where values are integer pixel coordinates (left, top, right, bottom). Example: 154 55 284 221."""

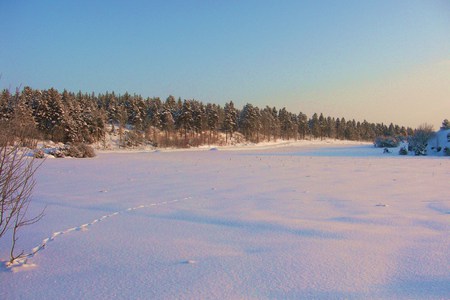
286 59 450 130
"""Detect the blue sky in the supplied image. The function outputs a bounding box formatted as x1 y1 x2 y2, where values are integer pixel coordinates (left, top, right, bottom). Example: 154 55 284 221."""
1 0 449 128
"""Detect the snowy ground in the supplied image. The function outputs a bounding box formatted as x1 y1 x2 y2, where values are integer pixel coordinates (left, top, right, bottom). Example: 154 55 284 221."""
1 142 449 299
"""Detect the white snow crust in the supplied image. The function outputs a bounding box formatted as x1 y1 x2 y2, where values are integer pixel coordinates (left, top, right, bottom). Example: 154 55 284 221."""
1 142 449 299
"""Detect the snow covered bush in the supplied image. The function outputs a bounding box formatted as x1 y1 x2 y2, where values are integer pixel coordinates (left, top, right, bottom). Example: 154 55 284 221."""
374 136 399 148
33 149 45 159
398 147 408 155
408 124 435 156
48 148 65 158
413 144 427 156
444 147 450 156
64 143 96 158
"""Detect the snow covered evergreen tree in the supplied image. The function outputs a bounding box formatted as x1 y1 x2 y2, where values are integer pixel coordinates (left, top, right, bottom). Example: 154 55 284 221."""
223 101 238 142
279 108 295 140
239 103 260 142
32 88 66 141
309 113 320 139
261 106 278 141
178 100 194 142
206 103 219 144
0 86 413 148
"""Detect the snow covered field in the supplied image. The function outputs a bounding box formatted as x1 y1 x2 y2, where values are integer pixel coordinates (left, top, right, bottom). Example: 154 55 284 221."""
1 143 449 299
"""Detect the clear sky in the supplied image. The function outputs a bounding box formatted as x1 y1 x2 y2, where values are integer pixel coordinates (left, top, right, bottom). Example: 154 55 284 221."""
1 0 449 128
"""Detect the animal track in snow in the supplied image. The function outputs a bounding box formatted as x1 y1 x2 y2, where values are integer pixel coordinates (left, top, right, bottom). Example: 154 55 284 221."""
181 259 197 265
6 197 192 270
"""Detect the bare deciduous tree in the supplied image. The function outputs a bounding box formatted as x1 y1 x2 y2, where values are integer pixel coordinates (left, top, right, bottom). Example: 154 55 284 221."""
0 137 44 264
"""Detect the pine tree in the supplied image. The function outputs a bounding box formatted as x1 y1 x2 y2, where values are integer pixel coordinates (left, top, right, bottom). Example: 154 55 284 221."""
33 88 66 141
9 90 39 147
297 112 308 139
191 100 206 138
279 108 295 140
223 101 238 143
325 117 336 139
0 86 413 147
178 100 193 141
206 103 219 144
261 106 277 141
309 113 320 139
160 108 175 144
336 117 346 140
239 103 260 141
0 89 13 122
318 113 326 140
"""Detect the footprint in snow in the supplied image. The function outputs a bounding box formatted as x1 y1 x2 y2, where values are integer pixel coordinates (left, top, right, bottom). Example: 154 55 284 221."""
181 260 197 265
7 196 194 270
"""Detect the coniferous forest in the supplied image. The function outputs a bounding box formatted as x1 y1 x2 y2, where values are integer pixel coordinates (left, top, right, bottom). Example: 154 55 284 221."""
0 87 413 149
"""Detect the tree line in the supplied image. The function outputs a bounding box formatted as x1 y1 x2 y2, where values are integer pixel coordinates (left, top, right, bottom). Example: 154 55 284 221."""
0 87 412 148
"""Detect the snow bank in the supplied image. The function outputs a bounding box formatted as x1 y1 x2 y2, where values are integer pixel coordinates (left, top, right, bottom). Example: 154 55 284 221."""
427 128 450 156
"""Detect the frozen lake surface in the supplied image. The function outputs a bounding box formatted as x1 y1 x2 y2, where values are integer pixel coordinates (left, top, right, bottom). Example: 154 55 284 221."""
247 144 397 157
1 144 449 299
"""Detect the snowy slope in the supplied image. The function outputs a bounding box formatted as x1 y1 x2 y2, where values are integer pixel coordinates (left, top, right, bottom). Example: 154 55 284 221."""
427 128 450 156
1 144 449 299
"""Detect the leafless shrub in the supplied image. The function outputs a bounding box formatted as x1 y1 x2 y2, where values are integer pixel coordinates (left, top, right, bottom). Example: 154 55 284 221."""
0 140 44 264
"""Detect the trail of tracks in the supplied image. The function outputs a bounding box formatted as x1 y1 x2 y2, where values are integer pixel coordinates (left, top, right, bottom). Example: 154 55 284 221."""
7 197 192 270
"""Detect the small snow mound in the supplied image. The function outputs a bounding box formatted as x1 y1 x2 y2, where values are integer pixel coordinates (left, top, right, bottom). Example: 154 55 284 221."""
426 128 450 156
182 259 197 264
2 258 37 273
52 231 63 238
77 224 89 231
11 263 37 273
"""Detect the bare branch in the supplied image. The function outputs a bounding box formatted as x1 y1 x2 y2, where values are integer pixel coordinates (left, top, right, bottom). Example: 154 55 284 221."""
0 138 44 264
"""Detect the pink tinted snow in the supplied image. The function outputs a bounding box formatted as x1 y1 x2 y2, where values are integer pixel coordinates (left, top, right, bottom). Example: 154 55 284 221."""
1 143 449 299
